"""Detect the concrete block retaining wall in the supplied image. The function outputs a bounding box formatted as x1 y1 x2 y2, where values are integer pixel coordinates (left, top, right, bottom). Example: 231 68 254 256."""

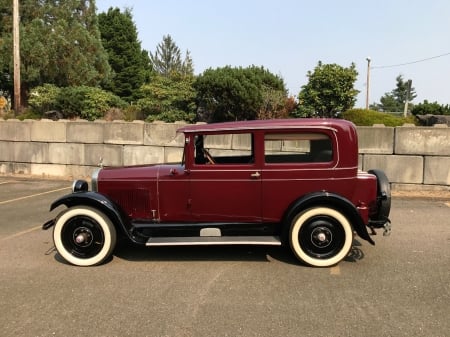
0 119 449 191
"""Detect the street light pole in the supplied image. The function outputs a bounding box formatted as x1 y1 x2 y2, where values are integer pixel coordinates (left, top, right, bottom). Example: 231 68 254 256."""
13 0 21 115
365 57 371 110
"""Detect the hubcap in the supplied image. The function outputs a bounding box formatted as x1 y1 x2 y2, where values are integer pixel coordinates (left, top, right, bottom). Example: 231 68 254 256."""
311 227 332 248
299 216 346 259
61 216 105 259
73 227 93 247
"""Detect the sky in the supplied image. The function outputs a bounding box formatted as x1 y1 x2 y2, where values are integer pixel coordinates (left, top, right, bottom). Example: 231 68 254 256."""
96 0 450 108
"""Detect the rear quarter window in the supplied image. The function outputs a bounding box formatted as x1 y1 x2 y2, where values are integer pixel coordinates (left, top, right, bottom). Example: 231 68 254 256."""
264 133 333 164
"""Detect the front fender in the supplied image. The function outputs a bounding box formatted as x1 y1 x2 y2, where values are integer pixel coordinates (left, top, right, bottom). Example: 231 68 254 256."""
47 192 133 241
283 191 375 245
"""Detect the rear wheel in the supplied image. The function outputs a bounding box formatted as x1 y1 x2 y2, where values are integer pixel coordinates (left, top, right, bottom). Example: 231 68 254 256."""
53 206 116 266
289 207 353 267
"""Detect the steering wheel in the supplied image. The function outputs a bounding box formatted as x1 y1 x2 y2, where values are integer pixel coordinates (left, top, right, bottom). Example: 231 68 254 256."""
202 149 215 164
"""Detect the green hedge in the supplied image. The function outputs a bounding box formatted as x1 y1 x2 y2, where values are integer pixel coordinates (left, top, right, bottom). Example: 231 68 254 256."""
28 84 127 120
341 109 417 126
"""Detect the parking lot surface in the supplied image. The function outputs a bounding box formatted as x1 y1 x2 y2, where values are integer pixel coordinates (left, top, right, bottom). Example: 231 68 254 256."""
0 176 449 337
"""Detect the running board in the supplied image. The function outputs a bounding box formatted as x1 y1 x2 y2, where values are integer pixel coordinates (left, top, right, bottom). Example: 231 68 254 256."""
145 236 282 247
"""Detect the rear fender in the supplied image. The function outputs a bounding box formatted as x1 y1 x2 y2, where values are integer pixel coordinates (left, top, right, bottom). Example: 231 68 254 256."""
48 192 140 243
282 192 375 245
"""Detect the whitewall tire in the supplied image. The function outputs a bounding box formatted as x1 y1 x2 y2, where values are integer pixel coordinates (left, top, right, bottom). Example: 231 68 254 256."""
289 207 353 267
53 206 116 266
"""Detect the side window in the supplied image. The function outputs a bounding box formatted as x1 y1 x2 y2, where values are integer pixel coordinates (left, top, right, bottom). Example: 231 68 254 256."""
264 133 333 164
194 133 254 165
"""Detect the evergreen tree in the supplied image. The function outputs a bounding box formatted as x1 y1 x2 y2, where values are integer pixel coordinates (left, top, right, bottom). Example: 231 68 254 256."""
98 7 150 102
371 75 416 112
150 35 193 78
137 75 196 123
194 66 287 122
0 0 110 105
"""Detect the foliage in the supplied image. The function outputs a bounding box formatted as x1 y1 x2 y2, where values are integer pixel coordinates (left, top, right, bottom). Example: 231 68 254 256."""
98 7 151 102
342 109 417 126
149 35 194 78
258 87 297 120
137 75 196 123
297 61 359 117
371 75 416 112
411 100 450 115
0 0 110 105
58 86 127 120
290 104 315 118
28 84 127 120
28 84 62 113
194 65 287 122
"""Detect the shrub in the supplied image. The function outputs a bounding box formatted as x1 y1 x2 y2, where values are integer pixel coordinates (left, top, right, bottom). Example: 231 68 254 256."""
28 85 128 120
28 84 61 114
145 109 195 123
341 109 417 126
411 100 450 115
56 86 127 120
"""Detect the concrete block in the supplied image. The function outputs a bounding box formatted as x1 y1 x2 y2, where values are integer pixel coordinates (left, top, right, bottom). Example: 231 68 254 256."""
204 134 232 149
31 119 67 142
358 154 363 170
0 119 31 141
66 165 97 179
164 147 184 163
232 133 252 150
395 127 450 155
67 121 104 144
123 145 164 165
356 126 394 154
392 183 450 192
144 123 185 146
424 156 450 185
0 162 32 175
104 121 144 145
0 141 14 161
48 143 84 165
30 163 68 177
12 162 31 175
363 154 423 184
84 144 123 167
14 142 49 163
0 162 14 174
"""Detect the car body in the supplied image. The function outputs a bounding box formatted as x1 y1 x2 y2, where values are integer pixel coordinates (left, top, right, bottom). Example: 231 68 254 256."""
43 118 391 267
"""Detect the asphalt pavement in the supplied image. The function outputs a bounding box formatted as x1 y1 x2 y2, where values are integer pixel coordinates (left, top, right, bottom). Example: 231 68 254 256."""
0 176 449 337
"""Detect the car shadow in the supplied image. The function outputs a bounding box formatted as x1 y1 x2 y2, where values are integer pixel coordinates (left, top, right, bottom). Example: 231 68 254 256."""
344 239 365 262
113 240 298 264
49 239 365 266
113 239 365 266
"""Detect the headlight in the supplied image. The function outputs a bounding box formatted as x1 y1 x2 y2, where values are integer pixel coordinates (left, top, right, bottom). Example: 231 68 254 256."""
72 180 88 193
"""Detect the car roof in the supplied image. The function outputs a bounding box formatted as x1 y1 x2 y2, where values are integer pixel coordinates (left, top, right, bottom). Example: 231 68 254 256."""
177 118 354 134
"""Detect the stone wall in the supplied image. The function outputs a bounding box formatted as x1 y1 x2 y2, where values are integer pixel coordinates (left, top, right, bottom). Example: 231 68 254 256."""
0 119 449 191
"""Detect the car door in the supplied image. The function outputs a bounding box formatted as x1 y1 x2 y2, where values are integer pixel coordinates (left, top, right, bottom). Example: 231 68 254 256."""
188 133 262 223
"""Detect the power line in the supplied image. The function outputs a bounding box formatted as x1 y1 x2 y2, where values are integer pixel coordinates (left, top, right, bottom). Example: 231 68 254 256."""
371 52 450 69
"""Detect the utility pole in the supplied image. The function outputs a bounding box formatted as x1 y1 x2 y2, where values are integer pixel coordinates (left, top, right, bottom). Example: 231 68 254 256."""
13 0 21 115
403 79 412 117
365 57 371 110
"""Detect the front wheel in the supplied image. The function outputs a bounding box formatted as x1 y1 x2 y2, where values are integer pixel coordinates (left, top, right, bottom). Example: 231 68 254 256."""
53 206 116 266
289 207 353 267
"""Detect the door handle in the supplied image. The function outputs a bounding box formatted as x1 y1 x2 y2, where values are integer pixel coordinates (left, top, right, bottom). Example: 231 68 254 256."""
250 172 261 179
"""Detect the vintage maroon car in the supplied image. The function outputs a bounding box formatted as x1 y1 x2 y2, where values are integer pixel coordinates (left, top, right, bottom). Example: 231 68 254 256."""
43 119 391 267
